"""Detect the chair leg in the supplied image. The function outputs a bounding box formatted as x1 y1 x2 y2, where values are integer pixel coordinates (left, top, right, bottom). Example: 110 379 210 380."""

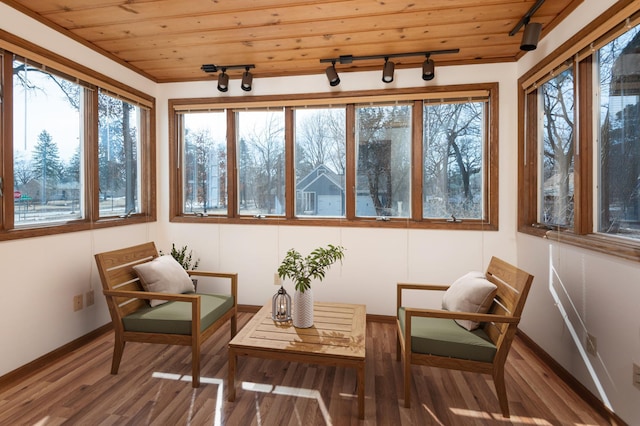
192 342 201 388
231 311 237 337
403 354 412 408
493 367 510 418
111 337 125 375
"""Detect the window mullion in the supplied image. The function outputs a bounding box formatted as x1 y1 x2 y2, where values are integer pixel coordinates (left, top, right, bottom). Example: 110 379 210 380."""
574 56 594 235
345 104 356 220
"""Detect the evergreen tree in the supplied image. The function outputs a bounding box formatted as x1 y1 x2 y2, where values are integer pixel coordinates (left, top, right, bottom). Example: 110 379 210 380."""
31 130 63 203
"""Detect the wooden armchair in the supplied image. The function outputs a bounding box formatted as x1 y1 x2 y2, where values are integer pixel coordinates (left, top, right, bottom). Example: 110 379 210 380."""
94 242 237 387
396 256 533 417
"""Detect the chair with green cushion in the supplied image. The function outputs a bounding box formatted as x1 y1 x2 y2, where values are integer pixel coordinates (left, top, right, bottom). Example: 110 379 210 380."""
396 256 534 418
95 242 238 388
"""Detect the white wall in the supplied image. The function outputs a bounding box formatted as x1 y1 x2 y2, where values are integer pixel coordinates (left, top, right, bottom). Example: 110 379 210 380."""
515 0 640 423
1 0 637 423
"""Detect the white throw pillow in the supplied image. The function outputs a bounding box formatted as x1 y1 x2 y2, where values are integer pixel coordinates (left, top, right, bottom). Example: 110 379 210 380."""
442 271 497 331
133 255 195 307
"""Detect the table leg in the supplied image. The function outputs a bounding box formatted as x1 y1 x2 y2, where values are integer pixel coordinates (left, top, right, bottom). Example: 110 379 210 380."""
228 348 236 402
357 362 365 419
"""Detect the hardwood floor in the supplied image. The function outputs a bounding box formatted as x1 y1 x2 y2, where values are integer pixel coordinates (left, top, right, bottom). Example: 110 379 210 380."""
0 313 612 425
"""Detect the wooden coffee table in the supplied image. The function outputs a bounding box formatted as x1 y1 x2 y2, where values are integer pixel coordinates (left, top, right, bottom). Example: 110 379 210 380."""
228 301 367 419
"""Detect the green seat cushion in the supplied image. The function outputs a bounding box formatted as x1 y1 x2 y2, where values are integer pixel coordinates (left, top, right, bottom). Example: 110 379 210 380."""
123 293 234 335
398 307 496 363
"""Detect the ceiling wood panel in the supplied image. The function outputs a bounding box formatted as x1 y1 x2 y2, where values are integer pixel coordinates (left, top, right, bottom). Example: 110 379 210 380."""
2 0 583 83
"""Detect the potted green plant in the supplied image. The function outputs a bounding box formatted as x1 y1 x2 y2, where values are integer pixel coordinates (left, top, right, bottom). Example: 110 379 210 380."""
162 243 200 290
164 243 200 270
277 244 345 327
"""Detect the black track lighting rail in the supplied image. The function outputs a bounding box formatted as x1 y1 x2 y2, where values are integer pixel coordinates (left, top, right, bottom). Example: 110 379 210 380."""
201 64 255 73
320 49 460 65
509 0 546 36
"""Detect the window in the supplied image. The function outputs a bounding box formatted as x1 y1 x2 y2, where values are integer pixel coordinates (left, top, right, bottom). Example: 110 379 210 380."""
423 100 486 220
13 58 84 225
356 103 411 218
597 26 640 239
236 109 285 216
179 111 227 216
540 68 575 228
170 84 497 230
0 38 155 240
519 3 640 261
294 107 346 217
98 91 142 218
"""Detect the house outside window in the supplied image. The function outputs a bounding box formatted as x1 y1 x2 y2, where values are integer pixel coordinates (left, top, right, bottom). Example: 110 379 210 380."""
294 107 346 217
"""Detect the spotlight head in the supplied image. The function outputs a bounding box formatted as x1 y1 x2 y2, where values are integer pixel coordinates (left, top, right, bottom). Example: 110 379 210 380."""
382 58 395 83
325 62 340 86
241 68 253 91
217 70 229 92
521 22 542 51
422 57 435 81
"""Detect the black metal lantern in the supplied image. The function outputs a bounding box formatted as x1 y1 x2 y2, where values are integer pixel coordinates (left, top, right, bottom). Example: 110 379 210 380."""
272 286 291 322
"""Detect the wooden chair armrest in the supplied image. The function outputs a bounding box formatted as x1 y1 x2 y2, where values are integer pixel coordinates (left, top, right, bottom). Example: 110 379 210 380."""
396 282 450 314
186 271 238 305
103 289 199 303
403 307 519 324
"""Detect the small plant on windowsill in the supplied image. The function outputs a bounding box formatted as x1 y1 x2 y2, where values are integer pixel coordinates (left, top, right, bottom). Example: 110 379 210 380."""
161 243 200 270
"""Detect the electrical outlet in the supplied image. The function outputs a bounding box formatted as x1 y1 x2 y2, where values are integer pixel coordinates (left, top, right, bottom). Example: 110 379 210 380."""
86 290 94 306
633 363 640 390
273 273 282 286
73 294 83 311
586 333 597 356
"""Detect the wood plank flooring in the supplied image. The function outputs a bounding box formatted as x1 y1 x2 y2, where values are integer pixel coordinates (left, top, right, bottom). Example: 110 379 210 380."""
0 313 612 425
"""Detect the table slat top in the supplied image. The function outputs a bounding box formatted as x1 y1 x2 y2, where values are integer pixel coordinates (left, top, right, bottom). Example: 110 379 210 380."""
229 302 366 360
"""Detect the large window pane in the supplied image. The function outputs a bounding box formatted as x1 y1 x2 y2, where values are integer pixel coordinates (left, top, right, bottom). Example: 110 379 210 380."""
13 59 83 225
237 109 285 216
294 107 346 217
423 101 485 219
181 111 227 215
540 68 575 227
98 91 141 217
355 104 411 217
598 25 640 240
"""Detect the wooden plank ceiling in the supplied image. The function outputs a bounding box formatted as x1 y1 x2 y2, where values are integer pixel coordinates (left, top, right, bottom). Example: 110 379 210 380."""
4 0 582 83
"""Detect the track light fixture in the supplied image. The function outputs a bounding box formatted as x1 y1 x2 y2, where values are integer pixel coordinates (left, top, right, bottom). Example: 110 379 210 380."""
509 0 546 51
320 48 458 86
422 56 435 81
241 67 253 92
520 20 542 51
200 63 256 92
382 57 395 83
217 69 229 92
325 60 340 86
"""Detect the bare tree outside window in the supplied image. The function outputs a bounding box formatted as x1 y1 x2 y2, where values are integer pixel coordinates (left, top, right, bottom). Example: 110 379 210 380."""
598 25 640 240
181 112 227 215
355 104 411 217
423 101 484 219
540 68 575 227
237 110 285 216
294 108 346 217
